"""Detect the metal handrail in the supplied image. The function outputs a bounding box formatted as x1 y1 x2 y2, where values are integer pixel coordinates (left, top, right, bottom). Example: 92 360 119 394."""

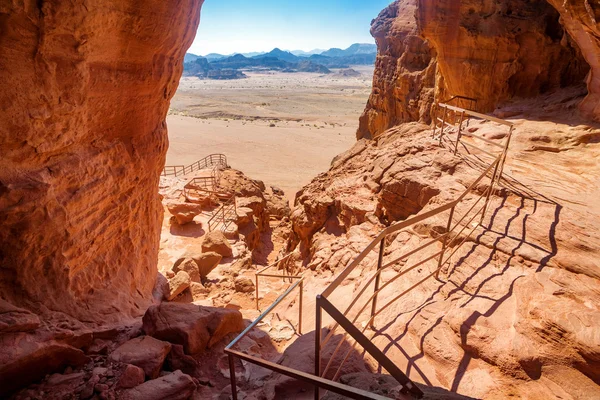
162 153 228 177
254 253 298 310
226 277 398 400
207 195 237 232
314 107 513 398
225 104 514 400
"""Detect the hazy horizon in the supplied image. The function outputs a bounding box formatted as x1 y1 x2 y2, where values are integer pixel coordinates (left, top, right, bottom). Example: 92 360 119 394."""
188 0 391 56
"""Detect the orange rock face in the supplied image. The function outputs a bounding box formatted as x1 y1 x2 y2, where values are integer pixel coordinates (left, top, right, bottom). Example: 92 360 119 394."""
359 0 593 139
545 0 600 120
0 1 204 321
418 0 588 111
357 0 436 139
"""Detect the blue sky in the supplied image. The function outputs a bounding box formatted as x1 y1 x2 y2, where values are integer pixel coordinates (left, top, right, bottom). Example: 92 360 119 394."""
188 0 392 55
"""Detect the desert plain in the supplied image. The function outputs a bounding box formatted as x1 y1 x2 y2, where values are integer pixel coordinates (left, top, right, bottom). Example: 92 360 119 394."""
166 66 375 201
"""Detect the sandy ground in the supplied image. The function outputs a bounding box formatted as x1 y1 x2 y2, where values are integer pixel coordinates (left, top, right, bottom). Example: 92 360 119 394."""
166 67 374 202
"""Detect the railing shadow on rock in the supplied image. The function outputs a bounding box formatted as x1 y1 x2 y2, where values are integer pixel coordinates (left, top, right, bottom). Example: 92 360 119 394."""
225 105 514 400
162 153 228 177
207 195 237 232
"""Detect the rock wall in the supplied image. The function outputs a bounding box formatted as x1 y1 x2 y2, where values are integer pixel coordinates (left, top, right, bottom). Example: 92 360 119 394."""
545 0 600 120
358 0 593 139
0 0 204 322
357 0 436 139
419 0 588 112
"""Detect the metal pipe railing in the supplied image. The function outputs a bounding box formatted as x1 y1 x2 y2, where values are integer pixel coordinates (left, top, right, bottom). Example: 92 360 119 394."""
225 103 514 400
162 153 228 177
313 108 513 397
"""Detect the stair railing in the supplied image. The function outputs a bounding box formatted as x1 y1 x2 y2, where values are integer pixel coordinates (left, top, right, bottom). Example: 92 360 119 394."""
225 104 514 400
207 195 237 232
162 153 228 177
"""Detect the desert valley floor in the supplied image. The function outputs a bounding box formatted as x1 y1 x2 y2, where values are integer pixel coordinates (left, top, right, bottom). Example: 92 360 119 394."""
166 67 374 201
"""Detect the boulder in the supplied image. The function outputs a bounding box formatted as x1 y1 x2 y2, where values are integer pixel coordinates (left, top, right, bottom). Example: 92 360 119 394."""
201 231 233 258
166 344 198 375
0 337 89 397
192 252 222 279
142 303 244 355
117 364 146 389
167 202 203 225
172 258 201 282
167 271 191 301
234 276 255 293
121 370 196 400
189 282 210 300
109 336 172 379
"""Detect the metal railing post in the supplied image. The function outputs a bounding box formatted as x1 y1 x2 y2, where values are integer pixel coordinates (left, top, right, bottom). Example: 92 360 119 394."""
255 275 259 310
439 106 447 146
454 111 465 155
298 280 303 335
314 295 322 400
228 354 238 400
497 126 513 184
432 104 438 138
480 158 501 226
370 239 385 329
437 206 455 279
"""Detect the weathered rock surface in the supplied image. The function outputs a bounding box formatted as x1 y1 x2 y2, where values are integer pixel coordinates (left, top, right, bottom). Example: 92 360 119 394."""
0 0 204 321
418 0 587 112
323 373 478 400
193 252 223 279
109 336 171 379
202 231 233 258
117 364 146 389
172 257 201 282
121 370 196 400
166 344 198 375
357 0 436 139
142 303 244 355
262 329 371 399
0 336 89 397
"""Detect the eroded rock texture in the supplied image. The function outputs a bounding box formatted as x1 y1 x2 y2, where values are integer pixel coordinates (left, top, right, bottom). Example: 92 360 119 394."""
545 0 600 120
419 0 588 111
359 0 594 139
0 1 204 321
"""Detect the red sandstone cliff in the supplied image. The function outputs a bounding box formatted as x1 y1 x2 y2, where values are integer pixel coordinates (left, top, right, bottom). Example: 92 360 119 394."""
0 0 204 322
357 0 436 139
358 0 593 139
545 0 600 120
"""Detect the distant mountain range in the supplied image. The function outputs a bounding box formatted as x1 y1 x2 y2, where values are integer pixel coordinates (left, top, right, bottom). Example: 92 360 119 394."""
190 44 376 62
183 43 377 80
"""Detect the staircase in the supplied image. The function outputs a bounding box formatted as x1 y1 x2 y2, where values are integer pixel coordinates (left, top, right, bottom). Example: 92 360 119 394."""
224 102 515 399
162 153 228 177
